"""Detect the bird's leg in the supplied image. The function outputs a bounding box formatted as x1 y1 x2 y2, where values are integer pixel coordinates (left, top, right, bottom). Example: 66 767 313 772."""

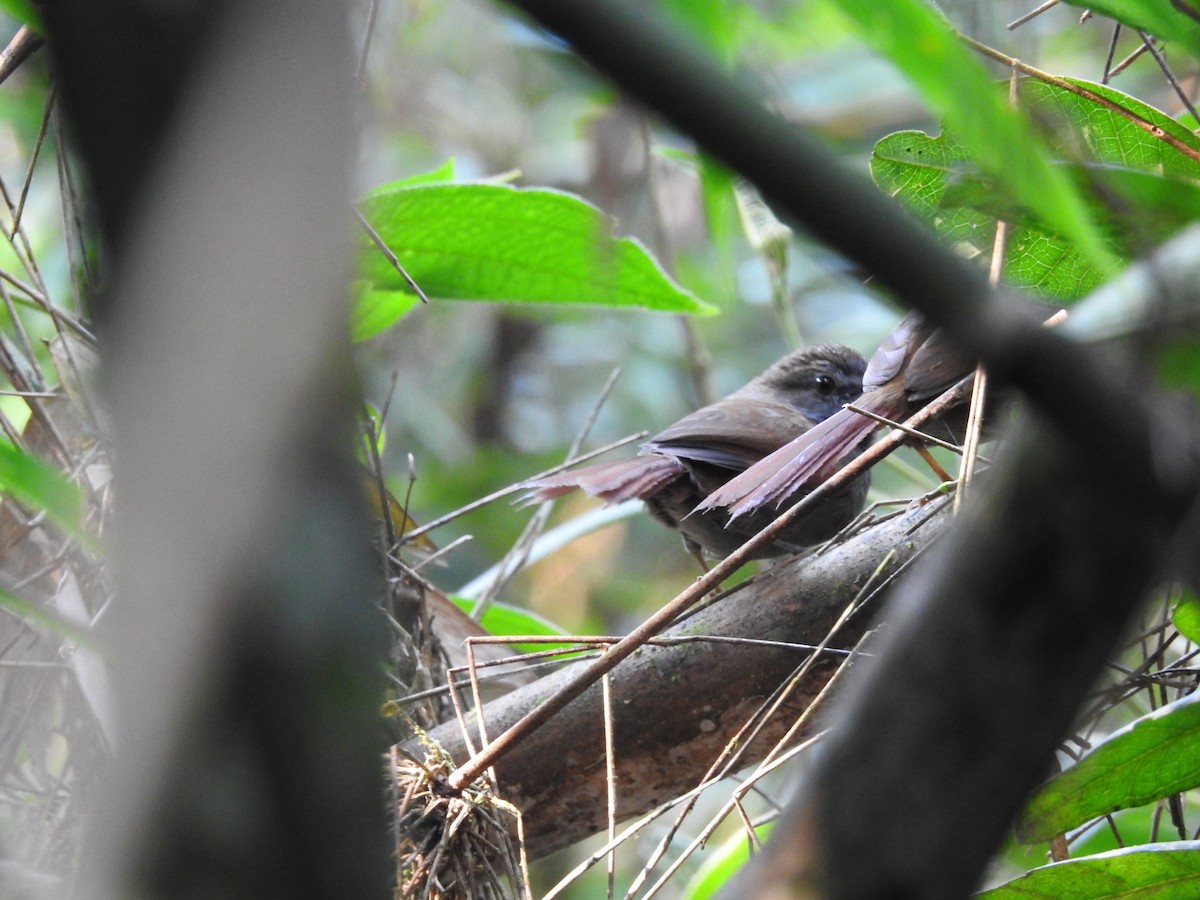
682 536 710 573
915 444 953 483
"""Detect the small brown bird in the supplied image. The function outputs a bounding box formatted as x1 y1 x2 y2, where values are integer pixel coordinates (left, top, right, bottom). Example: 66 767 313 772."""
522 344 870 562
701 304 1062 518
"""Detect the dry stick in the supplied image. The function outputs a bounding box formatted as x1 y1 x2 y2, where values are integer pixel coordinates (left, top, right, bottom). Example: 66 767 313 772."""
1101 23 1122 85
10 82 56 241
841 404 962 454
444 376 977 792
962 34 1200 167
1006 0 1059 30
1110 40 1151 79
958 65 1017 510
640 693 852 899
403 430 646 541
602 660 618 900
0 26 42 86
354 0 381 88
1138 30 1200 125
55 103 96 315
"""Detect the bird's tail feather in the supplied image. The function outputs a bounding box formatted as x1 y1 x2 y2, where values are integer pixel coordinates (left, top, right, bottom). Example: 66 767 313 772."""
519 456 685 506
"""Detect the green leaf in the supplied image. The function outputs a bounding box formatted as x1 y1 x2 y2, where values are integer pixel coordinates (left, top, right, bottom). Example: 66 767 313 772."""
1059 0 1200 60
359 402 386 461
827 0 1119 279
360 158 456 199
350 285 422 342
1017 693 1200 843
1021 79 1200 180
0 0 43 32
0 437 87 543
451 597 569 655
872 76 1200 299
1173 593 1200 645
977 843 1200 899
871 131 1103 298
354 183 713 340
0 585 90 644
659 0 741 62
682 822 774 900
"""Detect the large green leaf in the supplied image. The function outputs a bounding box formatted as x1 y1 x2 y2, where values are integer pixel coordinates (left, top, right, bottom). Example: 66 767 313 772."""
871 77 1200 298
354 183 713 340
871 131 1102 298
1017 693 1200 843
826 0 1118 279
1021 79 1200 180
1059 0 1200 60
977 843 1200 899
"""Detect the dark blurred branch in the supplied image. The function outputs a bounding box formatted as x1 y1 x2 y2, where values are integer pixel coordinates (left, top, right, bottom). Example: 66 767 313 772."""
39 1 390 897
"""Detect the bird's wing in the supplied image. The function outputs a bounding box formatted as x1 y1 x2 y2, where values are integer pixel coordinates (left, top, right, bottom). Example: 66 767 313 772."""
645 398 812 469
698 389 898 516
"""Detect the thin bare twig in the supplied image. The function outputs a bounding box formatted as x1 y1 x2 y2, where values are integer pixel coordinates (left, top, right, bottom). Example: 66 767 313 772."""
354 0 381 88
10 83 56 241
1137 31 1200 125
1006 0 1059 30
354 207 430 303
403 430 646 541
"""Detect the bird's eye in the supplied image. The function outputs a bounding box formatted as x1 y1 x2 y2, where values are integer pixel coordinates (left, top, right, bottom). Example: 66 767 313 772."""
813 374 837 395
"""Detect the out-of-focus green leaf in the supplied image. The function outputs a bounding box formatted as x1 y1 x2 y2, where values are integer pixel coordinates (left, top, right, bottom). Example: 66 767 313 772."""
451 597 568 655
1173 593 1200 645
1017 693 1200 843
659 0 740 62
1156 339 1200 400
359 402 386 461
0 0 42 31
0 437 87 543
350 285 422 342
826 0 1119 279
0 585 89 643
698 154 738 296
977 843 1200 898
1059 0 1200 60
682 822 774 900
354 183 713 339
